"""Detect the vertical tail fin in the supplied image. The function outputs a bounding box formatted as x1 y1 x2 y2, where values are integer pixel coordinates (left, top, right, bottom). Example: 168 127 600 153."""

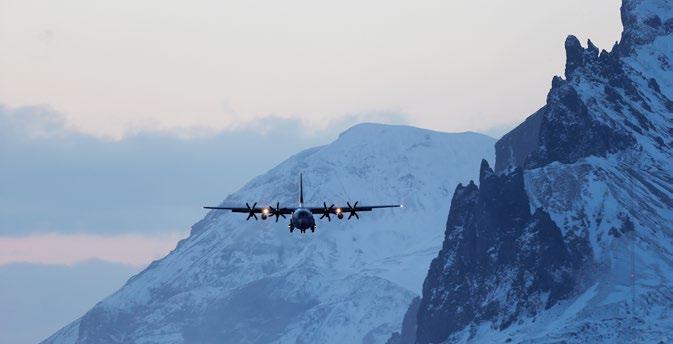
299 173 304 206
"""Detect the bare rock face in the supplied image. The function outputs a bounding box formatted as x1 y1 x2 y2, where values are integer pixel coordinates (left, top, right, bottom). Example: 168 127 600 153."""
416 161 579 344
409 0 673 342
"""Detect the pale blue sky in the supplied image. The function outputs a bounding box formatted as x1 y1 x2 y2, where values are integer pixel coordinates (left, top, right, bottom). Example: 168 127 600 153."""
0 259 137 344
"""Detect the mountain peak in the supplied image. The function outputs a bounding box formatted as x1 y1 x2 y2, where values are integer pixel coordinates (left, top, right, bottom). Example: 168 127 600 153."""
410 0 673 342
338 122 490 141
338 122 418 140
620 0 673 53
478 159 494 184
564 35 604 78
45 123 496 344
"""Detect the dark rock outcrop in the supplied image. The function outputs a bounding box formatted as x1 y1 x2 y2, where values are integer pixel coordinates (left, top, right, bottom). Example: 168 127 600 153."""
494 108 543 174
619 0 673 54
415 161 579 344
523 76 635 170
386 297 420 344
409 0 673 342
496 36 637 173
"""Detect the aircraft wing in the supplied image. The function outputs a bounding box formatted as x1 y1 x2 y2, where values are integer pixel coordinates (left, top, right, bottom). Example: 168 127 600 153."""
204 202 294 221
204 206 253 212
307 202 402 220
307 204 402 213
204 203 293 213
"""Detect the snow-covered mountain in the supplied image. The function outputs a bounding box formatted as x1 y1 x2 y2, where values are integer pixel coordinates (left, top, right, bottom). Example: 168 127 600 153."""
43 123 495 344
391 0 673 343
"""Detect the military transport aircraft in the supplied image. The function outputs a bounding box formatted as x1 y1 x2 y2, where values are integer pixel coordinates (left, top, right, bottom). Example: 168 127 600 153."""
204 174 402 233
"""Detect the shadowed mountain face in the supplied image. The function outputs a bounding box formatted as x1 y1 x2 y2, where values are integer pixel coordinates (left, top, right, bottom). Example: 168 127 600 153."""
415 162 580 344
43 124 495 344
400 0 673 343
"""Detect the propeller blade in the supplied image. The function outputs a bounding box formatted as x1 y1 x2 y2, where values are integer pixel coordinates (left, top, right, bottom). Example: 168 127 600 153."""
270 201 286 222
346 201 359 220
245 202 258 220
320 201 335 222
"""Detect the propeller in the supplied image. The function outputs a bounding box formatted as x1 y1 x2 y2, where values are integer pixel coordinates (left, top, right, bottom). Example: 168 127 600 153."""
320 202 335 222
246 202 258 221
346 201 359 220
268 202 286 222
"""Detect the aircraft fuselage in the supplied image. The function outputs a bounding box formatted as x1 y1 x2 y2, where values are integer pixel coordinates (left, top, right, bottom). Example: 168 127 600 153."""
291 208 315 232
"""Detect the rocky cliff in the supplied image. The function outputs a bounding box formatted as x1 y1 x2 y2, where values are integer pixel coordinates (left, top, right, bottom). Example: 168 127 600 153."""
405 0 673 342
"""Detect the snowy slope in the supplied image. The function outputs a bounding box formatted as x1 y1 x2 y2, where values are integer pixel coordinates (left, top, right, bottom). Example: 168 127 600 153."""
405 0 673 343
43 123 495 344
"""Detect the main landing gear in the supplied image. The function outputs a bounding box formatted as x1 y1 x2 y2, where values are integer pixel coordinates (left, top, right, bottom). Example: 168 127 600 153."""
288 222 316 234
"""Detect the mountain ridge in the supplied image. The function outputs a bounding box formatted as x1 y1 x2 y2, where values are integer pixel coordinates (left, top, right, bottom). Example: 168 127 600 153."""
44 123 496 344
397 0 673 342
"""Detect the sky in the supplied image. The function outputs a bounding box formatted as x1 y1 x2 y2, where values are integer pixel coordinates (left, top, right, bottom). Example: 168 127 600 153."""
1 104 392 263
1 0 621 139
0 104 402 343
0 259 137 343
0 0 623 342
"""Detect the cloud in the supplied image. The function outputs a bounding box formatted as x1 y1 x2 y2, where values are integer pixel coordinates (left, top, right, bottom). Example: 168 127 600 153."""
0 232 186 267
0 104 409 236
0 104 410 343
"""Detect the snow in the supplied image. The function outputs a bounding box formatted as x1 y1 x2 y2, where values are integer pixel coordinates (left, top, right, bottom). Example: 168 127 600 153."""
414 1 673 342
465 4 673 342
43 123 495 344
44 1 673 342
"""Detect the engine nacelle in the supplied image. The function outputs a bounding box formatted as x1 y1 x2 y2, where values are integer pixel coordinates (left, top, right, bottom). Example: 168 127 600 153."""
261 208 270 220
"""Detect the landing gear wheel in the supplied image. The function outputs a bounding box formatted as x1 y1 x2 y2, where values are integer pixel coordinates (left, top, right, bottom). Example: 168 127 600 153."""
310 225 316 233
288 222 294 233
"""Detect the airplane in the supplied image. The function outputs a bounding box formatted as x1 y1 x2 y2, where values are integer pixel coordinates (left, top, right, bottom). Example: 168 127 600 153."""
204 174 402 233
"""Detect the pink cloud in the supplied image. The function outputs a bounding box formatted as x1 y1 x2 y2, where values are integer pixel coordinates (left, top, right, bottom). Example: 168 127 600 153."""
0 231 187 267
